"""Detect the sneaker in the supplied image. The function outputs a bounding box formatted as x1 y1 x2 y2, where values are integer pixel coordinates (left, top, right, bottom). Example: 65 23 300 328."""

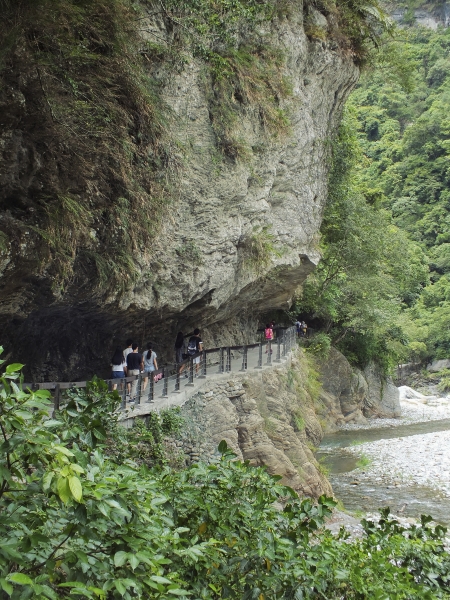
129 398 136 403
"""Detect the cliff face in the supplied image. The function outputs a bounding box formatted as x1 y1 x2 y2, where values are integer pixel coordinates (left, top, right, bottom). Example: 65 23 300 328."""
316 347 401 430
172 350 332 498
0 1 358 379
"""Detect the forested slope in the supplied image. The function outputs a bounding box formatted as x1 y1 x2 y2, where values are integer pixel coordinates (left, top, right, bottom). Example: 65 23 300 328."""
298 21 450 369
352 24 450 363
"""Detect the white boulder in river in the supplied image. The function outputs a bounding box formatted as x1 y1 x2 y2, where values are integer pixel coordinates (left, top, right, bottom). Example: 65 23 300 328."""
398 386 450 406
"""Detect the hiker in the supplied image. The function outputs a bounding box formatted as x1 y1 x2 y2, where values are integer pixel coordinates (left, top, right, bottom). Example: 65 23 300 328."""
123 339 133 360
174 331 186 376
110 346 127 391
187 328 203 375
126 343 143 402
300 321 308 337
264 323 273 353
142 343 158 391
295 319 301 337
123 339 133 394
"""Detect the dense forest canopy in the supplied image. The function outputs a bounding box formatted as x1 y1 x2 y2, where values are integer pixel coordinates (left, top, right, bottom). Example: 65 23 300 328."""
299 19 450 370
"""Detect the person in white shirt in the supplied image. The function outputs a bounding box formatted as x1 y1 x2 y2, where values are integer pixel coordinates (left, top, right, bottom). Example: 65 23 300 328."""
110 346 127 390
123 339 133 394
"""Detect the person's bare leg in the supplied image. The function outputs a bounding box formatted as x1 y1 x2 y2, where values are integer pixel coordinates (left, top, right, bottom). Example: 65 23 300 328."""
142 376 148 391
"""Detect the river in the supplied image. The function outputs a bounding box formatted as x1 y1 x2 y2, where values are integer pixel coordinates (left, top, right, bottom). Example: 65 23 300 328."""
318 418 450 526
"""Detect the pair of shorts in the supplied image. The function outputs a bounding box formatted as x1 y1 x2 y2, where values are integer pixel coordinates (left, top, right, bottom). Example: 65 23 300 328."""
194 356 201 364
112 371 125 379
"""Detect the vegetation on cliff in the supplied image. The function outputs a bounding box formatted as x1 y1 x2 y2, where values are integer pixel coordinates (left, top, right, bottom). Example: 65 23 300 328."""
1 358 450 598
299 21 450 370
295 106 428 371
349 24 450 364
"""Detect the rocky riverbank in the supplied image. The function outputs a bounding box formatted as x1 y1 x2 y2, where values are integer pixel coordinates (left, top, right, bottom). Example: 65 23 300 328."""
321 388 450 534
344 421 450 498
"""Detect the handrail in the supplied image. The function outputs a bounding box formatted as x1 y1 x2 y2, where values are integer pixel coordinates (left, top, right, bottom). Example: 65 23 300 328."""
22 326 298 411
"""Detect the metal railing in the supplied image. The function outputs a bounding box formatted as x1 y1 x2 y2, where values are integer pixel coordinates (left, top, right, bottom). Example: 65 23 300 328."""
24 326 298 411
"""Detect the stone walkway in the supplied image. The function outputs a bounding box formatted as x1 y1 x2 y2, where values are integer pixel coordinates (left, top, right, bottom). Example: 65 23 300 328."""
120 343 292 425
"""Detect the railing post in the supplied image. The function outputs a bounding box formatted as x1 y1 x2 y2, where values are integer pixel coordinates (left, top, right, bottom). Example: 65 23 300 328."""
52 384 60 417
219 348 224 373
226 347 231 372
121 379 127 409
187 357 194 385
282 331 287 357
275 337 281 362
240 346 247 371
267 340 272 365
137 373 142 405
255 342 263 369
175 364 181 392
162 368 168 397
149 375 154 403
199 350 207 379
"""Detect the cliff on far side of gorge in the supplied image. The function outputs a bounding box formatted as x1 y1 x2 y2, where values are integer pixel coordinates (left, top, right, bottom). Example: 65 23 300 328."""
0 0 368 380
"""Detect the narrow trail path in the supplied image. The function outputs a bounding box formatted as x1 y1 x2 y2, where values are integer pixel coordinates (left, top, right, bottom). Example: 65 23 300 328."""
121 343 292 422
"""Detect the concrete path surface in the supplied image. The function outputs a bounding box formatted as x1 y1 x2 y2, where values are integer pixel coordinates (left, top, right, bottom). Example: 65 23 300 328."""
120 342 294 424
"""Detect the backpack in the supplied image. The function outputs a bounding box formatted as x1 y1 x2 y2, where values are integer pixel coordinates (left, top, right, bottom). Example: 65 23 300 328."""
264 328 272 340
187 338 198 356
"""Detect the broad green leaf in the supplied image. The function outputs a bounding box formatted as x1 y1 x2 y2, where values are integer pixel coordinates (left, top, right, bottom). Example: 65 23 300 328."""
69 476 83 502
114 580 126 595
57 476 71 504
0 578 13 595
8 573 33 585
129 554 139 571
52 445 74 457
42 471 54 491
43 420 64 428
114 551 128 567
15 410 33 420
151 576 173 585
5 363 24 374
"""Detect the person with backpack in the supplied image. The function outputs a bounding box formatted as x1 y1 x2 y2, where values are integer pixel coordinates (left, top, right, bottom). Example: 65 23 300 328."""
295 319 301 337
187 328 203 375
301 321 308 337
126 343 143 402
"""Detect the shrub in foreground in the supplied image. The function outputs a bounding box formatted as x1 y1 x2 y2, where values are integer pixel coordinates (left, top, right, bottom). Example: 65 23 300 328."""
0 355 449 599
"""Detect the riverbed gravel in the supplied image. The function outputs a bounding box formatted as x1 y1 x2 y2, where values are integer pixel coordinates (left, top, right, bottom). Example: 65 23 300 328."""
327 392 450 535
345 430 450 497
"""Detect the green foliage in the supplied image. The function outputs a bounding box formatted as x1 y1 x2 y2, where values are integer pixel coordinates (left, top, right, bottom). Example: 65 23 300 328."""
305 0 392 63
348 25 450 363
356 453 371 468
1 355 450 598
304 332 332 358
296 106 428 371
242 224 283 274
